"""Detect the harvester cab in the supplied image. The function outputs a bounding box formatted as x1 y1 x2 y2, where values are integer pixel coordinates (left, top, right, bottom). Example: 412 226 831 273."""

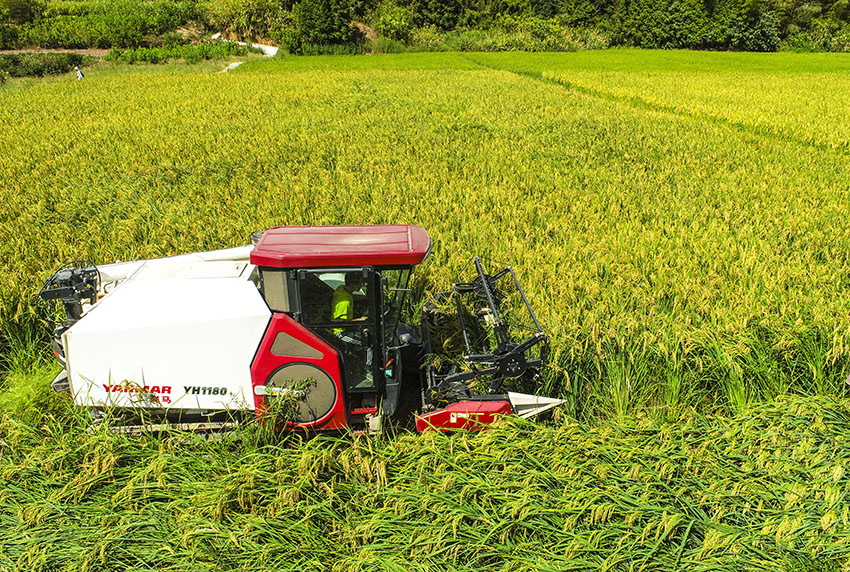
38 225 562 433
248 225 432 431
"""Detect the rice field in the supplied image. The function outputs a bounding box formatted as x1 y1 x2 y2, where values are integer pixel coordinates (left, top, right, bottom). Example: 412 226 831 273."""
3 51 850 416
2 50 850 570
466 51 850 150
1 368 849 571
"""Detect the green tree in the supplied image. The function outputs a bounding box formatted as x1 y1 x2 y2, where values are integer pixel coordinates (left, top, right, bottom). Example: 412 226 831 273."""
408 0 463 29
0 0 44 23
374 2 414 40
730 0 780 49
294 0 359 44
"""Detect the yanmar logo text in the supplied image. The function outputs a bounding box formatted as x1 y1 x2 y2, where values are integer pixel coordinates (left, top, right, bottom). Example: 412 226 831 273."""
103 384 172 404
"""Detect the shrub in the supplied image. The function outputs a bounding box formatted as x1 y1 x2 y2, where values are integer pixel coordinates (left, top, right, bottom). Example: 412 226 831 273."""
374 2 414 41
0 52 95 76
407 22 444 47
782 19 850 50
403 17 608 50
9 0 198 49
0 22 19 48
367 34 406 50
299 39 363 52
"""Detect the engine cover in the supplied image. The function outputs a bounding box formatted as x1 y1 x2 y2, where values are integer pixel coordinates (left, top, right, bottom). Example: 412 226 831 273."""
63 276 270 411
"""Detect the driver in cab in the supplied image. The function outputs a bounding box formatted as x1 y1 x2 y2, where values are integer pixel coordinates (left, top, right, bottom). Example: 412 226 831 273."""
332 272 373 387
332 272 366 335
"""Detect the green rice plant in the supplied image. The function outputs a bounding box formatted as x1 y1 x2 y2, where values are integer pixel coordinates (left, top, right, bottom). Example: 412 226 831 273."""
104 40 261 64
588 337 653 420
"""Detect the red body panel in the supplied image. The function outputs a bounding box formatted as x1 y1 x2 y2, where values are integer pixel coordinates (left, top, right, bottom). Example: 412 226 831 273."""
250 313 348 430
416 400 513 432
250 225 431 268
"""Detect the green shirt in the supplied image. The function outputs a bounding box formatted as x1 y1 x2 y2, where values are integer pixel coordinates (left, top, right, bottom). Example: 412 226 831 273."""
332 286 353 333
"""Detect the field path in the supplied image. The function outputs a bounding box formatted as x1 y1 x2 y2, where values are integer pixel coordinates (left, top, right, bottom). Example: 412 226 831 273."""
210 33 278 57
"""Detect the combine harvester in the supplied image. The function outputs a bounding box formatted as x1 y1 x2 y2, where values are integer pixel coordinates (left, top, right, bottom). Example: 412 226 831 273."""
37 225 561 433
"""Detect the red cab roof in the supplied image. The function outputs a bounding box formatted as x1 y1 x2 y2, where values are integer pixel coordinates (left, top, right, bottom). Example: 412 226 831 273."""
250 225 431 269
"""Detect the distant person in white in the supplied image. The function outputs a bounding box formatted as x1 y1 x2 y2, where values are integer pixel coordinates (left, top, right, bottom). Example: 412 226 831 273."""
74 66 84 81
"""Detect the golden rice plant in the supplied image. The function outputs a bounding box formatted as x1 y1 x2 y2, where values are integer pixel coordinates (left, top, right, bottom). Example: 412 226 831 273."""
1 52 849 418
1 366 849 571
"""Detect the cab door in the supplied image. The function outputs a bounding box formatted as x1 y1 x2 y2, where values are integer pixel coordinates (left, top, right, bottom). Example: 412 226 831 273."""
376 267 413 416
295 268 382 417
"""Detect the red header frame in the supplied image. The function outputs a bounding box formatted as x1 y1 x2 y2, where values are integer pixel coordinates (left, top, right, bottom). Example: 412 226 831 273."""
250 225 431 269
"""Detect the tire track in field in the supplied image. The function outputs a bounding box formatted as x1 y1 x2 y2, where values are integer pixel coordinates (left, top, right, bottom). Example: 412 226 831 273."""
461 53 850 156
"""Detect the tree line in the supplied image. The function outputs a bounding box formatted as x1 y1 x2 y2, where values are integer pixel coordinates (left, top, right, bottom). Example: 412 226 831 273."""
1 0 848 53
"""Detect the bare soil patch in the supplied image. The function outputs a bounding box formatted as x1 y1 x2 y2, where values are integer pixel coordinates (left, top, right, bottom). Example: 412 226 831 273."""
353 21 377 41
